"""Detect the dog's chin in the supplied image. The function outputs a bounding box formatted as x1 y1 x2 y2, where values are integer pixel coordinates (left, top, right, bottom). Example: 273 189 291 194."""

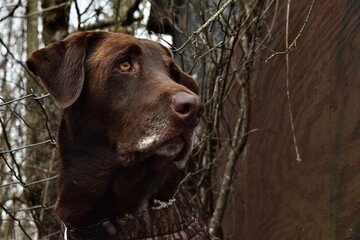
145 137 189 172
117 131 193 170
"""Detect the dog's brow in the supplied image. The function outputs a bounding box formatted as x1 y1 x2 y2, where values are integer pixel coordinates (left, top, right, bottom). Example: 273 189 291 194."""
121 43 143 56
109 43 143 61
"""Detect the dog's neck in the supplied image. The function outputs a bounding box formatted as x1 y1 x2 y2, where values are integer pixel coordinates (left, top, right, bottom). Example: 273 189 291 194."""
63 191 214 240
55 112 184 226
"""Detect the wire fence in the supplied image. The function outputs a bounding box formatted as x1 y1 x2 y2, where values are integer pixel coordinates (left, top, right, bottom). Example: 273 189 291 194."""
0 0 280 238
1 92 62 239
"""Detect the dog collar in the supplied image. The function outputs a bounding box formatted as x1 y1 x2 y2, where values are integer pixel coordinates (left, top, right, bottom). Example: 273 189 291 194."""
62 191 214 240
64 218 121 240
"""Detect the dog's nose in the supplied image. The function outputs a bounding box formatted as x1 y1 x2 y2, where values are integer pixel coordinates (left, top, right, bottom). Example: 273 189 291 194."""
172 92 204 126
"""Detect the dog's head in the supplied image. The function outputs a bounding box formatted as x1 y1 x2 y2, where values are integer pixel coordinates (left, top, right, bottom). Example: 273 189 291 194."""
26 31 203 169
26 31 203 220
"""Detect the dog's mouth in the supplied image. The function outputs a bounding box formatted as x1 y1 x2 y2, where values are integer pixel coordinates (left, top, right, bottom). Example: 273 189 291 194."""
144 136 188 172
117 124 195 171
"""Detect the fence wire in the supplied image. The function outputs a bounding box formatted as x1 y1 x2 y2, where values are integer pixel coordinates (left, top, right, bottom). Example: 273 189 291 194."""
1 92 61 239
0 1 278 238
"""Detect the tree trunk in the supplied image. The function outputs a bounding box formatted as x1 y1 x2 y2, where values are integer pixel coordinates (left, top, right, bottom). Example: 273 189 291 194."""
25 0 69 238
41 0 70 45
111 0 141 34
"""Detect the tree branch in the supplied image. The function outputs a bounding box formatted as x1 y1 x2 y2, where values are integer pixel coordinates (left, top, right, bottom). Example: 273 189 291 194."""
173 0 236 52
265 0 316 62
0 0 21 22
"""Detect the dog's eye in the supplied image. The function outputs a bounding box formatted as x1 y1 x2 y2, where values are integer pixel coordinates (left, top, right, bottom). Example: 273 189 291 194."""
118 61 132 72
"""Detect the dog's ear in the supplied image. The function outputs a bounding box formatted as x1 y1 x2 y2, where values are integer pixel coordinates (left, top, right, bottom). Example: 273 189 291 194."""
26 31 106 108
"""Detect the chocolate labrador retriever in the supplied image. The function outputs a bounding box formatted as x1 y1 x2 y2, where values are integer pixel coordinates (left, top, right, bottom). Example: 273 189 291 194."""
26 31 215 239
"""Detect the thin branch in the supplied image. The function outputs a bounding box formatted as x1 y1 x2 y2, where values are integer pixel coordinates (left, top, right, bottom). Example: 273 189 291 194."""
265 0 316 62
24 1 70 18
0 117 18 173
209 68 250 236
285 0 301 162
0 0 21 22
192 0 235 38
173 0 236 52
208 1 265 235
73 0 82 30
0 204 32 240
7 204 55 213
0 37 28 71
1 152 24 183
31 90 56 144
188 41 224 74
1 94 55 134
79 18 142 31
39 230 62 240
81 0 96 16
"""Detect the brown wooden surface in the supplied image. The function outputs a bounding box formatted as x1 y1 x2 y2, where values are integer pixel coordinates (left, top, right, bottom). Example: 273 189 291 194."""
223 1 360 239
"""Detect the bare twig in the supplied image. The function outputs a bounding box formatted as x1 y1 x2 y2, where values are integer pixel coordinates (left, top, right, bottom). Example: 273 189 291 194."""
1 153 23 184
285 0 302 162
173 0 236 52
265 0 316 62
0 117 18 174
192 0 235 38
0 37 28 71
79 18 140 31
209 48 251 238
208 9 251 238
0 0 21 22
24 1 70 18
73 0 82 30
0 204 32 240
1 94 55 135
31 90 56 144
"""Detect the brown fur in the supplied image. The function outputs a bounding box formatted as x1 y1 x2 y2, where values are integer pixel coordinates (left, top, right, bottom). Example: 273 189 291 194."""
26 31 203 226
